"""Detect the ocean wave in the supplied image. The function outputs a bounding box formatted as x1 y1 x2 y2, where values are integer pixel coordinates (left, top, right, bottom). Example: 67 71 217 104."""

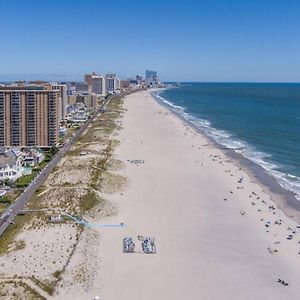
154 92 300 201
153 93 185 111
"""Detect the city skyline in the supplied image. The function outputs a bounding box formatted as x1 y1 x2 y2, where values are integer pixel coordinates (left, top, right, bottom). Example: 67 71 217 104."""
1 0 300 82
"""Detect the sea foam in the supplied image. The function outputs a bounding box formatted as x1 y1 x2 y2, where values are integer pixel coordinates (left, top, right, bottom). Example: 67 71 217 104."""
153 91 300 201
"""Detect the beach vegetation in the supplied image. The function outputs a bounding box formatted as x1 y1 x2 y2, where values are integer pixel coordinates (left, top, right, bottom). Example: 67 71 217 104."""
0 280 45 299
30 277 57 296
0 92 125 297
0 214 31 255
79 189 103 213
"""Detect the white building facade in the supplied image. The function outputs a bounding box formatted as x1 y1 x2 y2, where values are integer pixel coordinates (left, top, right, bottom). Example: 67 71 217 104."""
0 156 23 182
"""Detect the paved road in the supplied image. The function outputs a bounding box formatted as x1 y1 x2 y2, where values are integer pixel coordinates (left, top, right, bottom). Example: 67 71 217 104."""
0 96 113 237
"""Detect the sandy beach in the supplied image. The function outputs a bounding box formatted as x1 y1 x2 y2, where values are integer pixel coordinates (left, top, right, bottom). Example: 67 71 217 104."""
1 89 300 299
97 90 300 300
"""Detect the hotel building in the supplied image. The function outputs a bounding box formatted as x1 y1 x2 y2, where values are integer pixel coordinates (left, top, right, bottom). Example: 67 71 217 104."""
84 72 97 90
0 87 61 147
145 69 160 85
91 76 106 96
105 74 120 93
84 73 93 89
145 70 157 80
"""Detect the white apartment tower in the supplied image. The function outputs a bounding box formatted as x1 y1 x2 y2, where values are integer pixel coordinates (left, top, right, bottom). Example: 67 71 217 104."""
105 74 120 93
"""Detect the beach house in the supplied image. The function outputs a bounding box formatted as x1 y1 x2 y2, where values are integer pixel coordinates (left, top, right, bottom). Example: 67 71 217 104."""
0 148 23 182
22 148 45 167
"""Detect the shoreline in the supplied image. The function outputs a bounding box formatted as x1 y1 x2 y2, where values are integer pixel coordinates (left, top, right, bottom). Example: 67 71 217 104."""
98 89 300 299
151 89 300 224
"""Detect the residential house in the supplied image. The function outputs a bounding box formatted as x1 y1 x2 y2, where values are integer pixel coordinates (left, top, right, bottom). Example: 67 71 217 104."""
0 149 23 182
22 149 45 167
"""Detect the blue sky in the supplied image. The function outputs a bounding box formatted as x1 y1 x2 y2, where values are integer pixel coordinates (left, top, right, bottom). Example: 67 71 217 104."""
0 0 300 82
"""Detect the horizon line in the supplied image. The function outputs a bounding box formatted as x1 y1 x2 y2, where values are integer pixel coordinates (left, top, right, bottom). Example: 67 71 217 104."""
0 74 299 84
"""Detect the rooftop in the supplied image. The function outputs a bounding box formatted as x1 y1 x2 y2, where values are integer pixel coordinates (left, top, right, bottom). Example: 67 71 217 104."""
0 86 60 92
0 156 17 168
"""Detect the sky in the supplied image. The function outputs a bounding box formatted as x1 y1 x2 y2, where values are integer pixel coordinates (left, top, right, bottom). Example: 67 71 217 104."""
0 0 300 82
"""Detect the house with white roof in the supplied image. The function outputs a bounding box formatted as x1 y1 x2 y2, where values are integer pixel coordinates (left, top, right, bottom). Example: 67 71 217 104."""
0 148 23 181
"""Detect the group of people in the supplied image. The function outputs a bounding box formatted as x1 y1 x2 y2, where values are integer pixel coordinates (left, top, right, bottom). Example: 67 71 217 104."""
277 279 289 286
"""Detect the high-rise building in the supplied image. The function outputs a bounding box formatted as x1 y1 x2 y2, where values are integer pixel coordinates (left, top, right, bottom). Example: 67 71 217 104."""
145 69 160 85
50 83 67 121
91 76 106 96
75 82 89 92
29 81 67 121
85 94 97 109
145 70 157 80
0 87 61 147
77 93 98 109
105 74 120 93
116 78 120 90
84 72 97 90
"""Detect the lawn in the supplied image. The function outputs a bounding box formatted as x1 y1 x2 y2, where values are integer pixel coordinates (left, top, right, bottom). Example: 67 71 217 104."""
0 190 21 210
0 203 7 214
15 174 35 188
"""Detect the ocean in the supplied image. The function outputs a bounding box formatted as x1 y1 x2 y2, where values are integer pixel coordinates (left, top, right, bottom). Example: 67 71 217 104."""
154 83 300 200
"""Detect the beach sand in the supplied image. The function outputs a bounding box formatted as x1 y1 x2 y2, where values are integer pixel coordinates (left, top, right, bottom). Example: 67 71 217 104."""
97 90 300 300
2 89 300 299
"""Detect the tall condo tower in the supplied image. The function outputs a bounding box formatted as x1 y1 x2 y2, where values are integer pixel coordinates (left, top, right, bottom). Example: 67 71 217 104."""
0 87 61 147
